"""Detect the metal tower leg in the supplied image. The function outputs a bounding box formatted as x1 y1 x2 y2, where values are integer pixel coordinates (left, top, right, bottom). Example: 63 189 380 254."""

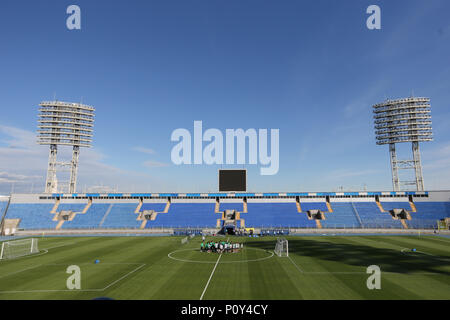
69 146 80 193
45 144 58 193
412 142 424 191
389 143 400 191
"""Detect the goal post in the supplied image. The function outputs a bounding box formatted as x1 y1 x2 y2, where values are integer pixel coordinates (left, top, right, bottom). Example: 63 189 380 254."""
274 237 288 257
0 238 39 260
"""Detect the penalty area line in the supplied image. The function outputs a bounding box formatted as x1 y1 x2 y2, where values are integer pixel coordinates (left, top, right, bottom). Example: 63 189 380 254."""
0 264 43 279
0 263 146 294
287 256 304 273
101 263 146 291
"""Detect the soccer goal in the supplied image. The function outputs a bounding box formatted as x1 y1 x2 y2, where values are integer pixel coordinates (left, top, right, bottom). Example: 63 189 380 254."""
0 238 39 260
274 237 288 257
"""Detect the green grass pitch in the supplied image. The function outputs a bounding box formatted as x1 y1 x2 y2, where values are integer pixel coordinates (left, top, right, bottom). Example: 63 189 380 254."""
0 235 449 300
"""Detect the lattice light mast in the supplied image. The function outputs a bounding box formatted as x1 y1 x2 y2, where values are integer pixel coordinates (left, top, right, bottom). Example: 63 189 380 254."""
37 101 95 193
373 97 432 191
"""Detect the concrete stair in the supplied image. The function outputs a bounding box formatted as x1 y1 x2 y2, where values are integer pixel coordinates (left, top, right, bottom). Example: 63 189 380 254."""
296 201 302 213
82 199 92 213
401 219 408 229
215 199 220 213
375 198 386 212
134 199 143 213
243 198 248 213
326 200 333 213
50 199 60 214
163 200 171 213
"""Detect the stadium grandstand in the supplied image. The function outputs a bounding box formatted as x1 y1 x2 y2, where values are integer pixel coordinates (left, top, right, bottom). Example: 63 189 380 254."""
2 2 450 304
1 190 449 235
0 97 449 237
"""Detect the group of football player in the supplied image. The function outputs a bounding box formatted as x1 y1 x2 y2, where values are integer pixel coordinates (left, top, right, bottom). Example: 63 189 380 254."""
200 240 243 253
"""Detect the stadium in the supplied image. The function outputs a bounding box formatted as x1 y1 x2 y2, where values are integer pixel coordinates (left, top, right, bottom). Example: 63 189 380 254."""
0 98 449 300
0 1 449 304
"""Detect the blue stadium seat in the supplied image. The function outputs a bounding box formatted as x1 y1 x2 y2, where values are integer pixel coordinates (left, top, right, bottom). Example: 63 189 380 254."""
244 203 316 228
5 203 57 229
321 203 361 228
220 203 243 212
0 201 7 216
101 204 140 228
61 203 111 229
353 202 402 228
3 199 448 230
300 202 328 212
140 203 167 212
146 203 217 228
408 202 450 229
380 202 411 211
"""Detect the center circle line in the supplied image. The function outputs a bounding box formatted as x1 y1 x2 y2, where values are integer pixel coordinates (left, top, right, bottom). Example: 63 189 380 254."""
167 247 274 264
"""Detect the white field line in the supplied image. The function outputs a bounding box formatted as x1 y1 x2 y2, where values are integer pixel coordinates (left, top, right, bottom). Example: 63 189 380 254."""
0 288 100 294
422 236 450 244
0 263 146 294
199 237 229 300
0 242 76 263
399 248 450 262
291 271 444 275
0 264 43 279
0 241 77 262
45 262 144 266
167 248 274 264
400 248 435 256
101 263 146 291
199 253 222 300
42 242 77 250
286 262 445 275
287 249 449 274
0 249 49 261
287 256 304 273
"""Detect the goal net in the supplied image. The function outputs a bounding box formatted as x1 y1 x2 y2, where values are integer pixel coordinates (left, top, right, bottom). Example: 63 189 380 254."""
0 238 39 260
274 237 288 257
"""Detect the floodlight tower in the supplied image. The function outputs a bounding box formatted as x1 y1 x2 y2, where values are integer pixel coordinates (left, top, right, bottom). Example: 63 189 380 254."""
373 97 432 191
37 101 95 193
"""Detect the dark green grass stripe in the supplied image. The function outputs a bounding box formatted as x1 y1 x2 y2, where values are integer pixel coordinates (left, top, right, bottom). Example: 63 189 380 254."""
282 236 449 299
308 236 450 299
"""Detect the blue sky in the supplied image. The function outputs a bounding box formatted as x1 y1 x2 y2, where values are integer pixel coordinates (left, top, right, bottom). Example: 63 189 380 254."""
0 0 449 193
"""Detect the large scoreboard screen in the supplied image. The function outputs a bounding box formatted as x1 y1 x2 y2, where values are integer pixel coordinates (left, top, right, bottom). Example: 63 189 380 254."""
219 169 246 192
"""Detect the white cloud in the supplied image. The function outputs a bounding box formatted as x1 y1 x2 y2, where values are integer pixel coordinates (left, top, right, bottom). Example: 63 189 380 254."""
417 141 450 190
132 146 171 169
142 160 169 168
0 124 158 194
326 169 382 181
0 171 42 183
343 81 389 119
132 146 156 155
